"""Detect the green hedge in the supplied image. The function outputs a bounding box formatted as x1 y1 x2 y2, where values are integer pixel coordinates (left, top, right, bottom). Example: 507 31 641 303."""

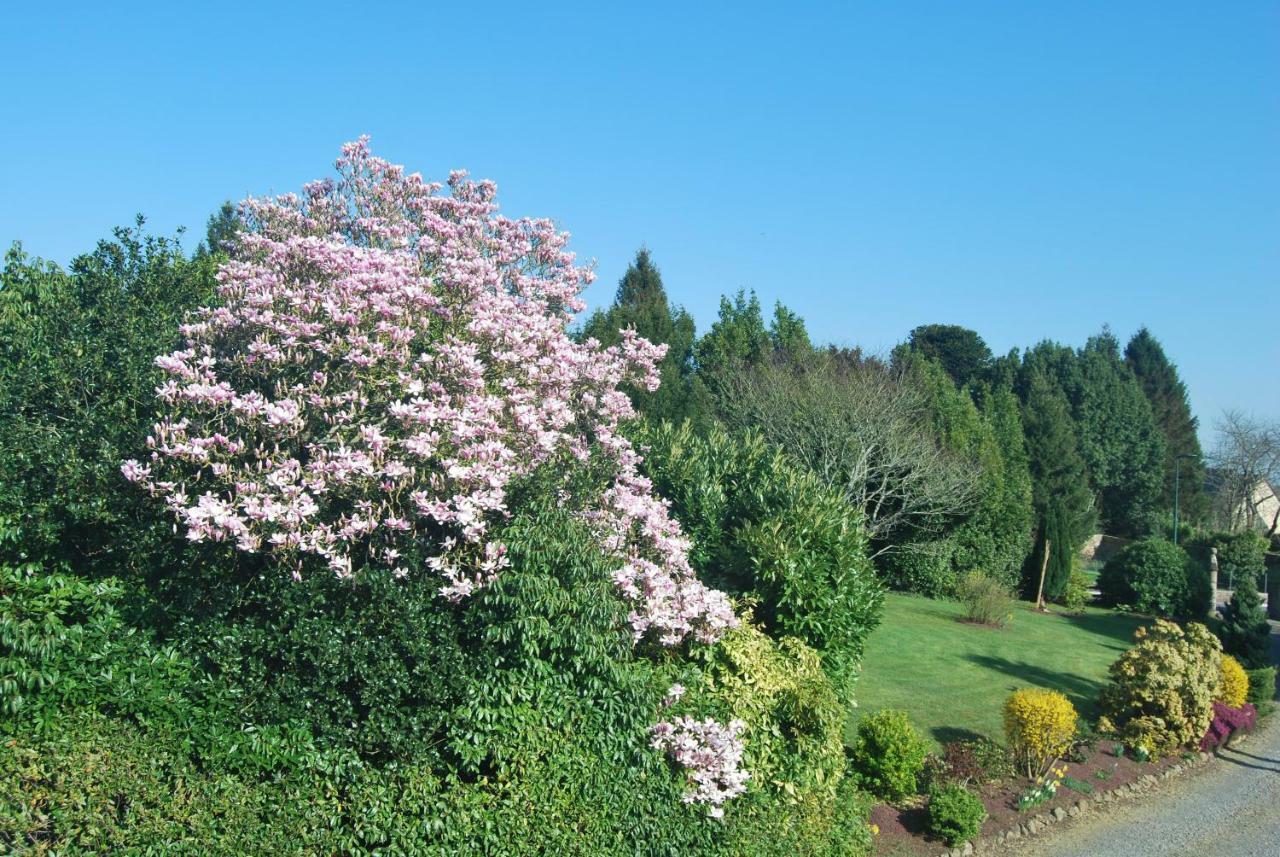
1 523 872 856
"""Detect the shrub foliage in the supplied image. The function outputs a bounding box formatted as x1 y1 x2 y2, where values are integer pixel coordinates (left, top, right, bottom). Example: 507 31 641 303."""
1097 538 1199 618
1217 655 1250 709
1002 688 1078 778
635 421 883 703
926 783 987 847
847 709 929 801
1098 620 1222 757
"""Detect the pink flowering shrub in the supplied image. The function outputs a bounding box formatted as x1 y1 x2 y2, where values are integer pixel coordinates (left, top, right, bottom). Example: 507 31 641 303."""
123 138 734 649
1199 701 1257 752
650 715 750 818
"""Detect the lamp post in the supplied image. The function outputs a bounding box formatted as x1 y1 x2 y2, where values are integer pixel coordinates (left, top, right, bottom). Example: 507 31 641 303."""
1172 453 1199 546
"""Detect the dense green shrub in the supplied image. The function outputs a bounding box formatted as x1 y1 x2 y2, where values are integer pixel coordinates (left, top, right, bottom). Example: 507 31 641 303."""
0 230 218 575
1245 667 1276 705
0 559 210 728
926 783 987 846
1097 538 1200 617
1098 620 1221 757
955 571 1016 627
1 505 874 855
635 421 883 702
847 709 929 801
882 542 955 599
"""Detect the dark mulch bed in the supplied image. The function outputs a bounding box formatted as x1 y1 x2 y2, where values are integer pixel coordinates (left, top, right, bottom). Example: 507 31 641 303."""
871 743 1186 856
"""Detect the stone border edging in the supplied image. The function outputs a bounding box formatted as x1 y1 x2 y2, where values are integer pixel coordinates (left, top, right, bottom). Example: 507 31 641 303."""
934 751 1216 857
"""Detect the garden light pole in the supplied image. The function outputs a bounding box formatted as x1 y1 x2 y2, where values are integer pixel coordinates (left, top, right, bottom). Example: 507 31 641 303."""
1172 453 1199 546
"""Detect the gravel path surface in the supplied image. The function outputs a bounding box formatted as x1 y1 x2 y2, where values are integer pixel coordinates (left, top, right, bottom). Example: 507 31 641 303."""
1009 621 1280 857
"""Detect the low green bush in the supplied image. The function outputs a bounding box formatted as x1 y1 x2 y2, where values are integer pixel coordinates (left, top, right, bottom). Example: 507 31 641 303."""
882 542 955 599
926 783 986 846
1060 567 1092 612
955 571 1016 627
847 709 929 801
1246 667 1277 705
1097 538 1200 618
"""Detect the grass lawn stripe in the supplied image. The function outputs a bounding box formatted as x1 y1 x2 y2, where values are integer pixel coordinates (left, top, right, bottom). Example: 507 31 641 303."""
847 592 1146 748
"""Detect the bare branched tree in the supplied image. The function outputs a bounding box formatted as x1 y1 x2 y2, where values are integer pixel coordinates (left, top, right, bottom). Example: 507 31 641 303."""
1210 410 1280 536
714 351 983 558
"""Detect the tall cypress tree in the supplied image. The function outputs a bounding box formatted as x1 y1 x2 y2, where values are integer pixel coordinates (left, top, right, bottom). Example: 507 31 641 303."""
1124 327 1206 527
1019 370 1095 596
1072 331 1165 536
580 248 699 424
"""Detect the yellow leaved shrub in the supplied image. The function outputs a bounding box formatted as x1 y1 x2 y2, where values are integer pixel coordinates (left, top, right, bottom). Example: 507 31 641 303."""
1002 688 1078 778
1217 655 1250 709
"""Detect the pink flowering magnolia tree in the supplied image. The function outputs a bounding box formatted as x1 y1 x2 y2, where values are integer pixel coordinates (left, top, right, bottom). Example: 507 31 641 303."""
124 139 747 814
123 137 735 651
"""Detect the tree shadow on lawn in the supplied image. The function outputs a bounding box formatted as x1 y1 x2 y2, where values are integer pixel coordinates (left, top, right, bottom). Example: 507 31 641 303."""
931 726 990 744
1057 610 1147 649
964 654 1107 721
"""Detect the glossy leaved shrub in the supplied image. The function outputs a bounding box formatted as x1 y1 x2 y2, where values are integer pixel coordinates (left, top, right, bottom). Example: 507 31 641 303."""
634 421 883 703
1097 538 1202 618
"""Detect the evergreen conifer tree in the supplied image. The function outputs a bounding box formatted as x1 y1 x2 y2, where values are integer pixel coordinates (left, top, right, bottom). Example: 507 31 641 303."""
1125 327 1206 526
1219 570 1272 669
1019 370 1095 595
580 248 700 424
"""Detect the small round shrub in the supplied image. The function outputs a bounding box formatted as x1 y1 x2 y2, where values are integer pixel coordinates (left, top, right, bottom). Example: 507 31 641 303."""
1002 689 1077 778
1060 567 1091 612
926 783 987 847
1097 539 1195 618
848 709 928 801
1217 655 1249 709
955 571 1015 627
1098 620 1222 758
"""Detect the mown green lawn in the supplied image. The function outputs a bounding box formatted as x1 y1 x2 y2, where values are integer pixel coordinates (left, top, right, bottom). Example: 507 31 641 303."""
848 593 1147 747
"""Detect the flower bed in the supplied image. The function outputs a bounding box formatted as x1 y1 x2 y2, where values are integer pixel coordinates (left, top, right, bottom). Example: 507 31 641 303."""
869 741 1187 855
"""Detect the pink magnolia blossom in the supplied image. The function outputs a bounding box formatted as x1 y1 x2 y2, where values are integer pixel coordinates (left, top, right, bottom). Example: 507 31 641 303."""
651 716 750 817
124 137 736 650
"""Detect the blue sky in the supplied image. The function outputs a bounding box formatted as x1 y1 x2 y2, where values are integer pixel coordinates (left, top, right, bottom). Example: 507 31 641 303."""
3 1 1277 441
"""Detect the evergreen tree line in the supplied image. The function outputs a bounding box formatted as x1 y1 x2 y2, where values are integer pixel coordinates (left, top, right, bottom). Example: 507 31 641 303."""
583 250 1207 601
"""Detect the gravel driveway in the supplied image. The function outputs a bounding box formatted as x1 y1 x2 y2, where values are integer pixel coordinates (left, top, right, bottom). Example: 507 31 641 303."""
1011 621 1280 857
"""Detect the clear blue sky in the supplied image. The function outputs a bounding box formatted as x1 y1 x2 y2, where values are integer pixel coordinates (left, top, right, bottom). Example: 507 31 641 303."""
3 1 1277 441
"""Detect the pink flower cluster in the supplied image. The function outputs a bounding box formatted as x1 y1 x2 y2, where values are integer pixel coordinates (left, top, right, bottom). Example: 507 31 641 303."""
123 137 734 648
651 715 751 817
